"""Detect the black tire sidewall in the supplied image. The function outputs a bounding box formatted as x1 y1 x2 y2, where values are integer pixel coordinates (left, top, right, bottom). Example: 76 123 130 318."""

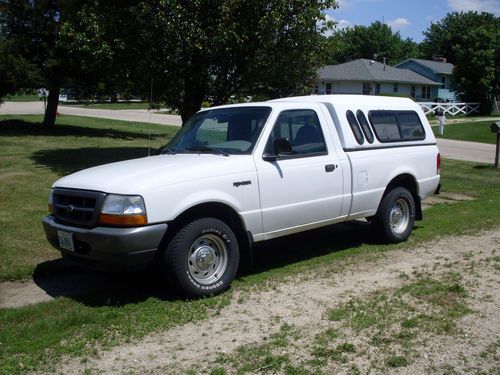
165 218 239 297
376 187 415 243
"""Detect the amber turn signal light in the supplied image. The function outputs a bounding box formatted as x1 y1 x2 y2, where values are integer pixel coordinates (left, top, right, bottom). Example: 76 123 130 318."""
98 213 147 227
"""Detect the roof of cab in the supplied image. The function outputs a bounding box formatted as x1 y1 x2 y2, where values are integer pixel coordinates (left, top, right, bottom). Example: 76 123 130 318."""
270 94 417 108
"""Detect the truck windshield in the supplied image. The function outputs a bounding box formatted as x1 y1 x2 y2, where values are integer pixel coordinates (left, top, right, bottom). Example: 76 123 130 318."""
166 106 272 155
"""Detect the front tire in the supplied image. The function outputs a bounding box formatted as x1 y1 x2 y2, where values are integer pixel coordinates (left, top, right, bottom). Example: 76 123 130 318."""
164 218 239 297
373 187 415 243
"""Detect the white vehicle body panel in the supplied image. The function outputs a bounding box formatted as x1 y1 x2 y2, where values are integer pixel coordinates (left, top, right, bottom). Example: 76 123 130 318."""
53 154 263 234
252 102 346 240
52 95 440 243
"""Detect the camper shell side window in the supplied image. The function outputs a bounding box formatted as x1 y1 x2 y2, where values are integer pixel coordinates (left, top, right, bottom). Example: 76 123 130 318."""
368 110 426 143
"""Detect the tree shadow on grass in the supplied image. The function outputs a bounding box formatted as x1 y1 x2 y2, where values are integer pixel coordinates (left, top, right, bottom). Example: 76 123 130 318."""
473 163 496 170
32 221 378 307
31 147 155 175
0 119 172 140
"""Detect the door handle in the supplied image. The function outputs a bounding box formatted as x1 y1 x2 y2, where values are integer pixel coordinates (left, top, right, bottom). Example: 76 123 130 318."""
325 164 336 173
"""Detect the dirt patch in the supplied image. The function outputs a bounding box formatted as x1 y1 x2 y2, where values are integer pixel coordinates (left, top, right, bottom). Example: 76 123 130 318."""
421 192 476 210
0 263 140 309
0 281 53 308
41 229 500 374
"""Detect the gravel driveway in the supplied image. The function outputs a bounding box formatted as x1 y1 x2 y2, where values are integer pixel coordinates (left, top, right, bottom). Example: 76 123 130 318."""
1 229 495 374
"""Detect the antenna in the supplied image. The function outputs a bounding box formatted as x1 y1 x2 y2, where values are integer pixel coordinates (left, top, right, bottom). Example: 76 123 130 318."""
148 78 153 157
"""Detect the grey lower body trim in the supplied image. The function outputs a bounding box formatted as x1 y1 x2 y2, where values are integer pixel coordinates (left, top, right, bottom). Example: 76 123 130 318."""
42 215 168 271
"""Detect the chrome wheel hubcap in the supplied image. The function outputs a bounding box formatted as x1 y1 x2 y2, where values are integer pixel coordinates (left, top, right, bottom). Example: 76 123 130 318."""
390 198 410 235
188 234 228 285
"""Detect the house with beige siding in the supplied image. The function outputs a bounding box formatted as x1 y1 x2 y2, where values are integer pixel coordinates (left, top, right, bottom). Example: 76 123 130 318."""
316 59 442 101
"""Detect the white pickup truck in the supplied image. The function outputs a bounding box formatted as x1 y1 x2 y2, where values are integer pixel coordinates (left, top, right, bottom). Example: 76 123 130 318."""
43 95 441 296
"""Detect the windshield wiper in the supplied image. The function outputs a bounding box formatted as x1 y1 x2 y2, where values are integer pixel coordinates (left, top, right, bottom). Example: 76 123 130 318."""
159 146 176 155
185 146 229 156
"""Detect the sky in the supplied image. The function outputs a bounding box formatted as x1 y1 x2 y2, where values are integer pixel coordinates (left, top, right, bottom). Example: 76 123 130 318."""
324 0 500 42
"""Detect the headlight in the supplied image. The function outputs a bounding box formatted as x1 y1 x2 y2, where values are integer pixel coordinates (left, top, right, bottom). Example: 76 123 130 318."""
98 194 148 227
48 189 54 213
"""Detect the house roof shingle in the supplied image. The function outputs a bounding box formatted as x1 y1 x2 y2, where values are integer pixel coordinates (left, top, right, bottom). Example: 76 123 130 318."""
395 58 454 75
319 59 441 86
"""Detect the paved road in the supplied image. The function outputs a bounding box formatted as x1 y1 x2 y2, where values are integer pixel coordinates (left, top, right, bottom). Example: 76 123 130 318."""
1 101 497 164
428 116 500 125
0 101 183 126
436 138 496 164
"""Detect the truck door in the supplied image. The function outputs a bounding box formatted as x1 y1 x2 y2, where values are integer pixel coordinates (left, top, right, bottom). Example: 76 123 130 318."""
254 105 344 238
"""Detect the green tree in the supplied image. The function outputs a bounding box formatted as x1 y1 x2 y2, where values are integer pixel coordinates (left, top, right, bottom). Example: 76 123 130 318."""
2 0 337 124
70 0 337 122
0 2 39 102
420 12 499 114
58 0 140 103
0 40 39 101
143 0 337 121
0 0 87 128
325 21 418 65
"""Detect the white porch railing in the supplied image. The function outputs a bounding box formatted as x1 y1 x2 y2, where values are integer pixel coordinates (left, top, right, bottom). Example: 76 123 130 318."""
418 102 480 116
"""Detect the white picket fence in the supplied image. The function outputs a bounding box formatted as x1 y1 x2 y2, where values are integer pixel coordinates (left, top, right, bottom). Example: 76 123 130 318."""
418 102 480 116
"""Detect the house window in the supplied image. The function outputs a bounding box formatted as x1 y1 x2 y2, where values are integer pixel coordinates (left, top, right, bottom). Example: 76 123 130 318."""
411 86 416 98
325 83 332 94
362 83 371 95
375 83 381 95
421 86 431 100
441 77 446 88
314 85 319 94
393 83 398 93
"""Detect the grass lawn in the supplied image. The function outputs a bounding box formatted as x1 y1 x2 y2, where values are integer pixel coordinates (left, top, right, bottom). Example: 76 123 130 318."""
433 121 497 144
60 102 151 110
0 115 499 374
0 114 178 280
5 93 40 102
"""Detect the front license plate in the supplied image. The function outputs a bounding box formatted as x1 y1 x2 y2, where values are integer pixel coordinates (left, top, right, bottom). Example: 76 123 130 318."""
57 230 75 252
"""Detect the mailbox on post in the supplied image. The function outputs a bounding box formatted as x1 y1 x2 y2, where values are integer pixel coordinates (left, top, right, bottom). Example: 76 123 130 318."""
491 121 500 168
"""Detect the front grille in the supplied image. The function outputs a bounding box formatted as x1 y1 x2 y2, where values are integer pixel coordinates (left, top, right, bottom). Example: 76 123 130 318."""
52 188 107 228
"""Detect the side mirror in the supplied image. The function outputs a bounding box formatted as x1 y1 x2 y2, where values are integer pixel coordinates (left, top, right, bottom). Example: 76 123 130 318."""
262 138 293 161
274 137 293 155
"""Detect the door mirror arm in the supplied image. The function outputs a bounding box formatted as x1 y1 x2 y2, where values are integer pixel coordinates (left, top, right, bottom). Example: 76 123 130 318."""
262 153 278 162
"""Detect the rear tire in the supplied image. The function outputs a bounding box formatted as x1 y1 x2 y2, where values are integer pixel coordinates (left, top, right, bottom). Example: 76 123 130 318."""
164 218 239 297
373 187 415 243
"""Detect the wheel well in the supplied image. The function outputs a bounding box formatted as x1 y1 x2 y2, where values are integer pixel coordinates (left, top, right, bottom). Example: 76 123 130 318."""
160 202 253 265
383 174 422 220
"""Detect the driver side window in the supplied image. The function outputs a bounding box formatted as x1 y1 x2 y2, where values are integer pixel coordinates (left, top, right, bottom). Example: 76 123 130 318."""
266 109 327 156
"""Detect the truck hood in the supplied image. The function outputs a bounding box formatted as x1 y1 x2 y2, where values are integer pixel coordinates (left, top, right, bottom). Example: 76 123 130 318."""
53 154 255 194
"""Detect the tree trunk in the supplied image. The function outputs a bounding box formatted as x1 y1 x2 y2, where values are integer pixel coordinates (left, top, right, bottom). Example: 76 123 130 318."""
180 85 204 124
179 62 207 124
42 86 60 129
